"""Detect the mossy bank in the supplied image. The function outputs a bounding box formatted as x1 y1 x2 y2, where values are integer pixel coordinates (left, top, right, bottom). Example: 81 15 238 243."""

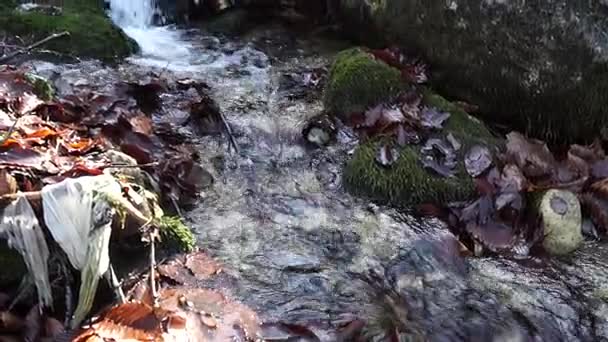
344 91 499 206
0 0 137 61
322 48 499 206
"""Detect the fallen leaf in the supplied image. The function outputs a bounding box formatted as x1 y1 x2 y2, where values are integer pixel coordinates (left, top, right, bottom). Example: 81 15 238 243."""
375 144 400 167
44 317 64 339
464 145 493 177
505 132 556 178
420 107 450 130
185 252 222 280
0 312 24 333
0 169 17 196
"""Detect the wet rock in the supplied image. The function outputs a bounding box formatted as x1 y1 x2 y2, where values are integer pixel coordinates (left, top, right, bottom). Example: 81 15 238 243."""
200 36 221 50
335 0 608 143
540 189 583 255
302 113 336 147
323 48 403 121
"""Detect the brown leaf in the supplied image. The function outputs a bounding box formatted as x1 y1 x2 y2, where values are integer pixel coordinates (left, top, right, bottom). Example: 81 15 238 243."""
0 169 17 196
0 312 24 334
24 304 42 342
128 113 154 136
505 132 556 178
157 259 191 285
73 302 162 342
185 252 222 280
44 317 64 339
580 192 608 234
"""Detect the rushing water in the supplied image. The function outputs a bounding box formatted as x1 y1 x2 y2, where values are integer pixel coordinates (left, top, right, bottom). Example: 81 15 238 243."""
26 1 608 340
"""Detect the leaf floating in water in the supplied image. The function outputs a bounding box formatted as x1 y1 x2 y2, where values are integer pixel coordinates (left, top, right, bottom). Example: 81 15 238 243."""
375 144 400 167
464 145 493 177
420 106 450 129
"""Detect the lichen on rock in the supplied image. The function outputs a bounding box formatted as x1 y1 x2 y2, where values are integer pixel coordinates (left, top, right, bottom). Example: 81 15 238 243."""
344 91 498 206
323 48 403 120
540 189 583 255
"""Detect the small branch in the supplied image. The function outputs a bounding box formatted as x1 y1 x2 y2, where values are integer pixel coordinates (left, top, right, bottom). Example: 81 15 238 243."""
218 111 240 154
0 31 70 64
105 265 126 304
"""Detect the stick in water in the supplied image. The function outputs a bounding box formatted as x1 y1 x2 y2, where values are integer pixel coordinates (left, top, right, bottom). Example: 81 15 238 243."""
0 31 70 64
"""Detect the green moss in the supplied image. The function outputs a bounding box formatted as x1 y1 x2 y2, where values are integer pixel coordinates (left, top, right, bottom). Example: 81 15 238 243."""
0 0 137 61
323 48 403 118
157 216 196 252
25 72 54 100
344 91 501 206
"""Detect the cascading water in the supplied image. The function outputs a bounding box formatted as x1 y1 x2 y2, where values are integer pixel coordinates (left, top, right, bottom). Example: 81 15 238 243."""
107 0 193 69
108 0 157 28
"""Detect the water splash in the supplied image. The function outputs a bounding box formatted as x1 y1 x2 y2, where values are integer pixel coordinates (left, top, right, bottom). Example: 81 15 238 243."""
108 0 193 70
108 0 157 28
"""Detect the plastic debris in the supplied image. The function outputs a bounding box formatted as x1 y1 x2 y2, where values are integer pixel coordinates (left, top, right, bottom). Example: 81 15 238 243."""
0 195 52 307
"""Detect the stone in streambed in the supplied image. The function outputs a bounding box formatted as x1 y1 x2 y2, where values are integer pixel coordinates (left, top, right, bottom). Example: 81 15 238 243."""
540 189 583 255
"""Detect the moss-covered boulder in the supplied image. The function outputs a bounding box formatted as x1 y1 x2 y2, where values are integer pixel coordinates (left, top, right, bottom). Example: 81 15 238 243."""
344 91 499 206
323 48 403 120
0 0 137 62
335 0 608 144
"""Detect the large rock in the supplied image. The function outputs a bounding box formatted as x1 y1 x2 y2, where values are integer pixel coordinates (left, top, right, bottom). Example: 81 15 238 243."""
335 0 608 144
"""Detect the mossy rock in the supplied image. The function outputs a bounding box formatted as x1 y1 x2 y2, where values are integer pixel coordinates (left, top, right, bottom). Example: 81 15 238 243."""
323 48 403 119
0 0 137 62
344 91 500 206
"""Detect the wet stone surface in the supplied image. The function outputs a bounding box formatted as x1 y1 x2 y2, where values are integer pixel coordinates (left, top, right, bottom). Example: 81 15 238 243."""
26 24 608 341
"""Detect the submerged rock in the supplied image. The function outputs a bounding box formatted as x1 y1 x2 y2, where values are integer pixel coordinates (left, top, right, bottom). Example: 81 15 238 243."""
335 0 608 143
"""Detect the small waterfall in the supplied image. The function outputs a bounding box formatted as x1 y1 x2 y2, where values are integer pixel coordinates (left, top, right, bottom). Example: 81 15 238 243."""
108 0 157 28
108 0 193 70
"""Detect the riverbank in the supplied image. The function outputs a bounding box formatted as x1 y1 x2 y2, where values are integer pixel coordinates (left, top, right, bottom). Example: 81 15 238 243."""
0 0 137 61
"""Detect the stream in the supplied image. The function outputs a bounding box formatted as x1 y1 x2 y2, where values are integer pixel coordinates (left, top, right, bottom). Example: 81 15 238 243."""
23 1 608 340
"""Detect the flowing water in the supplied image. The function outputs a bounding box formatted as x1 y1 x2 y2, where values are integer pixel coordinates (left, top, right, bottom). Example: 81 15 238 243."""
25 1 608 340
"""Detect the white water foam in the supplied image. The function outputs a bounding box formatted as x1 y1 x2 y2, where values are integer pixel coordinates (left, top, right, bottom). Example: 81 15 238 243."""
108 0 194 71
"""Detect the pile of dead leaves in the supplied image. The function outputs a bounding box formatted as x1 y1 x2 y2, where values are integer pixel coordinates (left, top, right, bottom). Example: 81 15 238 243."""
338 47 608 257
0 65 209 208
436 132 608 256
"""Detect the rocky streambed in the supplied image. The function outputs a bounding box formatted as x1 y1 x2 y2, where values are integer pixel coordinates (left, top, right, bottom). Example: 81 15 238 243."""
13 10 608 342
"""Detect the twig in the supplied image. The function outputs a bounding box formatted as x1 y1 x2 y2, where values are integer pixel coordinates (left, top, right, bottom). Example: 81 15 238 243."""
62 260 73 327
9 275 33 310
0 31 70 64
104 265 126 304
102 162 160 169
147 224 159 307
218 110 240 154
